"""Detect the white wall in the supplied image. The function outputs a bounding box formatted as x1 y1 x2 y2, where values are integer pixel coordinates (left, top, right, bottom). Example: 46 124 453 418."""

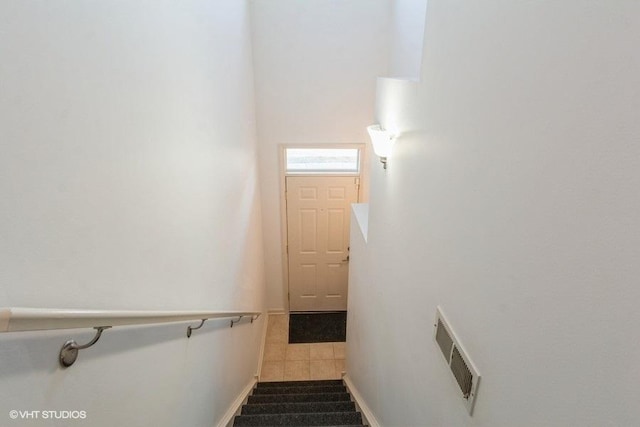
250 0 391 311
388 0 428 79
347 1 640 426
0 1 265 426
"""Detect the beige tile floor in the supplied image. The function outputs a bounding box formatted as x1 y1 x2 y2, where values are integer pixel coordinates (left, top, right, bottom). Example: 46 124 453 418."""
260 314 346 382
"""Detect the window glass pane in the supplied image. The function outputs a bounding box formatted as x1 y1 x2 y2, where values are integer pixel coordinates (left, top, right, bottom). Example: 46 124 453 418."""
286 148 359 172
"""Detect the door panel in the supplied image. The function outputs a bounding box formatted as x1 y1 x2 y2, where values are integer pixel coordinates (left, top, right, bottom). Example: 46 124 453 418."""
300 264 317 297
299 209 318 253
327 209 345 252
287 176 358 311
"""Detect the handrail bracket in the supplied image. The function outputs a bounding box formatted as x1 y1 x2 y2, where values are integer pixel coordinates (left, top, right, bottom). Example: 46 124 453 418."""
59 326 111 368
187 319 206 338
230 316 243 328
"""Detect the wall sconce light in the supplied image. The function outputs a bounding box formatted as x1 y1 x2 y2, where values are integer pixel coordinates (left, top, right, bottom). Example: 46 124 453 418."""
367 124 395 169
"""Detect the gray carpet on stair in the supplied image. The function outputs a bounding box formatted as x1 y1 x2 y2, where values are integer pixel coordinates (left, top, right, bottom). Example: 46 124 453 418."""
247 392 352 404
242 401 356 415
234 380 365 427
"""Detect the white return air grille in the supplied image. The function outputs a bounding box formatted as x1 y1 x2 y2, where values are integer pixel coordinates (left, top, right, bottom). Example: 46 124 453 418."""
434 306 481 415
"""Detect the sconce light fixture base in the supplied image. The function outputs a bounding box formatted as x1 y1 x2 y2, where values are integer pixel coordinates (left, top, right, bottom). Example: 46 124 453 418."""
367 124 395 170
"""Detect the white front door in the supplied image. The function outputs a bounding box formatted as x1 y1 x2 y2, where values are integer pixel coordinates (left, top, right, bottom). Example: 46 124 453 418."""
286 176 359 311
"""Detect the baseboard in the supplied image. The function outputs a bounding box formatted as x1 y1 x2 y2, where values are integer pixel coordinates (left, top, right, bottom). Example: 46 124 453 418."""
256 313 269 378
268 309 287 315
217 376 257 427
343 375 381 427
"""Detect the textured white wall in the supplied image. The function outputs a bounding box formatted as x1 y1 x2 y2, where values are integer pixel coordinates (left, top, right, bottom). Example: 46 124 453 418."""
250 0 391 311
347 1 640 426
0 1 265 426
388 0 428 79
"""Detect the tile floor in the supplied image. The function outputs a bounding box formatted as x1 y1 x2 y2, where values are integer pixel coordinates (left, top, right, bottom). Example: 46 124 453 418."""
260 313 346 382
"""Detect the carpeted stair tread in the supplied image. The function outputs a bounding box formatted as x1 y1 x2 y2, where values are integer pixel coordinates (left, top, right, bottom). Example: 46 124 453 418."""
233 411 363 426
252 385 346 395
247 392 352 404
241 401 356 415
257 380 344 388
234 380 365 426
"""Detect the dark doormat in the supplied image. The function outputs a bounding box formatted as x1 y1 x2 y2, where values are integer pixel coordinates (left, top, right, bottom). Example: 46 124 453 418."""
289 311 347 343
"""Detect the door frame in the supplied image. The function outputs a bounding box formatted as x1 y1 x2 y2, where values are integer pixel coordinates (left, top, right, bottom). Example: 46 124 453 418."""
278 144 368 312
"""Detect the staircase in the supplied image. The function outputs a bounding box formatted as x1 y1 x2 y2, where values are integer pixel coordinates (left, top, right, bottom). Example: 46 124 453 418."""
233 379 366 426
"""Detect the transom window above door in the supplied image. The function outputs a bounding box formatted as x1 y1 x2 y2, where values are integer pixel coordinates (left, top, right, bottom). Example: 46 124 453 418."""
285 148 360 173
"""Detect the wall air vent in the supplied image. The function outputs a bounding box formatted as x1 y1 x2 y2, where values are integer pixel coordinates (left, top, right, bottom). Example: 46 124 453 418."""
434 306 481 415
